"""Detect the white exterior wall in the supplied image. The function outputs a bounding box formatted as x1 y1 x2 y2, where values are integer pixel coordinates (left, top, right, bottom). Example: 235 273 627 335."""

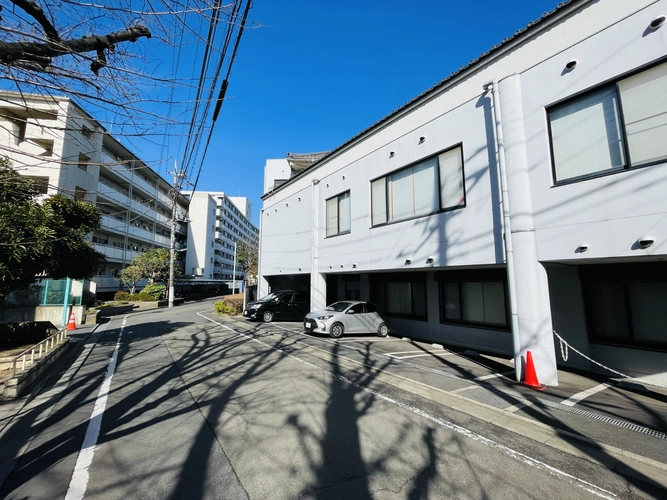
186 193 217 278
264 159 291 195
260 0 667 385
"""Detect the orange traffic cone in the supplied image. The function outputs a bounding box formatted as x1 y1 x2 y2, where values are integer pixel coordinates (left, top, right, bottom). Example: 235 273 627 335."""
522 351 545 390
66 312 77 331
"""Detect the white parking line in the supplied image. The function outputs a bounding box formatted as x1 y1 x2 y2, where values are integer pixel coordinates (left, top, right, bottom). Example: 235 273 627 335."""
387 351 456 360
474 371 514 381
336 338 407 343
197 312 615 499
65 316 126 500
561 383 610 407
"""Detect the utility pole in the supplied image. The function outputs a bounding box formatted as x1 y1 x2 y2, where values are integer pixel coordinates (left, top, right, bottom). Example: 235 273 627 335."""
232 240 237 294
168 164 185 308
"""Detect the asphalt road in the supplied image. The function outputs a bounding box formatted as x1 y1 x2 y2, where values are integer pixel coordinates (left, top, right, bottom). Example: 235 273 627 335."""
0 300 663 499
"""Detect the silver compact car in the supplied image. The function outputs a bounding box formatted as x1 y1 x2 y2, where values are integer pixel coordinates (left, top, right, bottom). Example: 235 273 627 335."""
303 301 390 338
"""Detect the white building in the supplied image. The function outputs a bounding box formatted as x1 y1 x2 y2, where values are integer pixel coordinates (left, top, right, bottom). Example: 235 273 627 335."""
259 0 667 386
184 191 258 288
0 92 189 294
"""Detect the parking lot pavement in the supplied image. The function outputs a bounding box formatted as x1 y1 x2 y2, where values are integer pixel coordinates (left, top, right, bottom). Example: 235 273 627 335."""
233 318 667 466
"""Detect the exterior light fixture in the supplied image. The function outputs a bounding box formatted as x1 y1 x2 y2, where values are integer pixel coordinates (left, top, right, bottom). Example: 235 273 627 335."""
405 258 412 265
419 136 426 144
650 14 666 29
564 59 578 72
352 263 357 269
577 244 589 253
638 236 656 248
389 151 395 158
426 256 434 264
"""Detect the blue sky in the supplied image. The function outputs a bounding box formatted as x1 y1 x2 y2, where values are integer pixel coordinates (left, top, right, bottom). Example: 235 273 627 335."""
4 0 561 227
183 0 560 226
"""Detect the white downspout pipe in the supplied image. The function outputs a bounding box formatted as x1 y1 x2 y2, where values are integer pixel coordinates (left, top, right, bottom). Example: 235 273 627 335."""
484 79 521 370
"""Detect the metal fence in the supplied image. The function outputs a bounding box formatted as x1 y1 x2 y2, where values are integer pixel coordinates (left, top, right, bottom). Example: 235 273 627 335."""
11 329 68 376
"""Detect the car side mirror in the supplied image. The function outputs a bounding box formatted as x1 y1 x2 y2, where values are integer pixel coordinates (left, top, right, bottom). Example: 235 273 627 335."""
346 310 355 315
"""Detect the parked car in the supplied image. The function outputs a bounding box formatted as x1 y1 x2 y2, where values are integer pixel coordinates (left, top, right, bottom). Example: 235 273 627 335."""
303 301 390 338
243 290 310 322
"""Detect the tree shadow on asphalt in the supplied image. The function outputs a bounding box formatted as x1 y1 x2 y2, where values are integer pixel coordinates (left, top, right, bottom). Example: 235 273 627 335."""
404 339 667 496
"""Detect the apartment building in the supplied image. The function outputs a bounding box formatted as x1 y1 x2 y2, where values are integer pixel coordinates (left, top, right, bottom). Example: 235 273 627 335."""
259 0 667 386
0 92 189 294
184 191 258 288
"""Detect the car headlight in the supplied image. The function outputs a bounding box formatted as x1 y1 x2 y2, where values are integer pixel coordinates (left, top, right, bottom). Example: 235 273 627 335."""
317 314 333 320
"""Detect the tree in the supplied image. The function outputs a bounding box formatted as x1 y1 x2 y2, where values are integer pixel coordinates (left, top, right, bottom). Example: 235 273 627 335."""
236 238 258 284
128 248 176 284
119 265 143 295
0 159 106 299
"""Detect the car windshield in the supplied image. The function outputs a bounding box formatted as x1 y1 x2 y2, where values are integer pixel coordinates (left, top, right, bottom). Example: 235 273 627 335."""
325 301 352 312
258 293 281 303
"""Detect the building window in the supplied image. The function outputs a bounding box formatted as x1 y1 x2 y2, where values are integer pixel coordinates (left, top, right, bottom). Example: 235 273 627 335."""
582 263 667 351
371 145 465 226
78 153 89 172
370 273 427 320
74 186 86 201
548 61 667 184
436 270 509 329
81 126 93 139
325 190 351 237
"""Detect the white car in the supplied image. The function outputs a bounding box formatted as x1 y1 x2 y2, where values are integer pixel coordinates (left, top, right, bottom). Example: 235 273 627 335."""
303 301 390 338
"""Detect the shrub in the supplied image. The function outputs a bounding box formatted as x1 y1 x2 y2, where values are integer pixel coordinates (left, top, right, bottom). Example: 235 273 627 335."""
114 291 131 301
224 297 244 314
132 291 154 301
141 283 166 300
214 300 237 315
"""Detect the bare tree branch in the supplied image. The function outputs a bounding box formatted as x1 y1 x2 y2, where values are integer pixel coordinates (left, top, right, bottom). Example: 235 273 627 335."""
0 25 152 74
10 0 61 41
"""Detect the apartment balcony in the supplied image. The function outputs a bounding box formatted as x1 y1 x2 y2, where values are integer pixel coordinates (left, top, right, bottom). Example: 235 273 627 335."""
94 243 139 263
100 215 159 244
91 276 121 291
97 181 152 215
101 153 162 200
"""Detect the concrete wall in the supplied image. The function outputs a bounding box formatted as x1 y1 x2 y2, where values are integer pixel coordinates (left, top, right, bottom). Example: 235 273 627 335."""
0 305 86 327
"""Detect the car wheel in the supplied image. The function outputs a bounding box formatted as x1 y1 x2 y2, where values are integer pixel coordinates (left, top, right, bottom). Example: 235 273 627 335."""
377 323 389 337
262 311 274 323
329 323 344 339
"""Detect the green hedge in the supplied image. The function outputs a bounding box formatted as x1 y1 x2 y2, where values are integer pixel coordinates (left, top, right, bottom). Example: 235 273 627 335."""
214 297 244 315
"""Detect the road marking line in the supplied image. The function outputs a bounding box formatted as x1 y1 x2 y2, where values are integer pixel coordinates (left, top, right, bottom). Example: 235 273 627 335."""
198 312 615 499
336 338 404 343
474 371 514 381
65 316 126 500
561 383 610 407
387 352 456 359
505 401 536 413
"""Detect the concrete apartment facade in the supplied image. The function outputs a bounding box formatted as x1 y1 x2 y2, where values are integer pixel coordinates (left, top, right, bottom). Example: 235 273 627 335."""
259 0 667 386
0 92 189 294
184 191 259 287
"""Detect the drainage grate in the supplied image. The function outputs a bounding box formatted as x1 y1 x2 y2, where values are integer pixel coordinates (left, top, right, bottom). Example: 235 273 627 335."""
495 387 667 440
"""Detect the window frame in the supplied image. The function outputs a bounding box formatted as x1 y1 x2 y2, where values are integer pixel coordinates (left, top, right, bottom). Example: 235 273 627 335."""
325 190 351 238
547 59 667 186
581 263 667 352
370 143 466 227
369 272 428 321
436 269 510 331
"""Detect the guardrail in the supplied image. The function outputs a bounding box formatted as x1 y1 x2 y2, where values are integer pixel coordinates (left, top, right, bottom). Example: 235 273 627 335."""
11 330 68 377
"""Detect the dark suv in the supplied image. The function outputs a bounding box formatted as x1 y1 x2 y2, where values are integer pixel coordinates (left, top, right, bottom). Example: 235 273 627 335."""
243 290 310 322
